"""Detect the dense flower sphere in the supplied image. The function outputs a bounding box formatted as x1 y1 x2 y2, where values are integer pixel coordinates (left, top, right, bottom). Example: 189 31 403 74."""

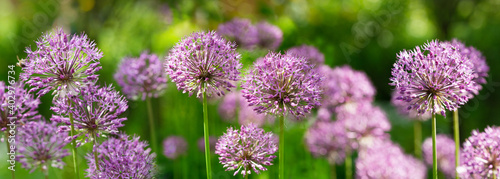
16 121 70 173
305 120 347 164
286 45 325 67
423 134 458 178
165 31 242 98
242 52 322 118
218 91 273 127
1 81 41 136
163 136 188 159
391 90 431 121
86 133 157 179
390 40 476 116
356 140 427 179
51 84 128 147
114 51 168 101
451 39 489 93
256 21 283 50
460 127 500 178
20 28 102 98
215 124 278 176
217 18 258 49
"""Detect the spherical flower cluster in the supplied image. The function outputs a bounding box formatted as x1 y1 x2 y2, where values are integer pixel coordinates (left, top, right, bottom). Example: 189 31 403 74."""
51 84 128 146
215 124 278 176
305 120 347 164
391 90 431 121
86 133 157 179
460 127 500 178
217 18 258 49
423 134 458 178
165 31 242 98
16 121 70 173
390 40 476 116
256 21 283 50
197 136 217 152
356 140 427 179
218 91 272 127
319 65 375 111
163 136 188 159
20 28 102 98
286 45 325 67
242 52 322 118
451 39 489 93
1 81 41 135
114 51 168 101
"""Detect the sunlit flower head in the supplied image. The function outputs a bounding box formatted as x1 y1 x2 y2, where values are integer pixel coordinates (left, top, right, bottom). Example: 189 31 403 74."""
460 127 500 178
451 39 489 94
1 81 41 137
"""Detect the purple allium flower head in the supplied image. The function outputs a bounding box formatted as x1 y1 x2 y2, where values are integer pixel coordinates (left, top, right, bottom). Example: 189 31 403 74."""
242 52 322 118
163 136 188 159
423 134 459 178
318 65 375 110
390 40 476 116
215 124 278 176
391 90 431 121
114 51 168 101
305 120 347 164
165 31 242 98
459 127 500 178
197 136 217 152
451 39 489 93
20 28 102 99
217 18 258 49
256 21 283 50
286 45 325 67
1 81 41 135
16 121 70 173
218 91 273 127
51 84 128 147
86 133 157 179
356 140 427 179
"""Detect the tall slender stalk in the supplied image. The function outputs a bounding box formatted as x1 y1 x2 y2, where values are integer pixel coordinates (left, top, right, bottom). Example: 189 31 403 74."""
345 149 352 179
331 164 337 179
432 113 437 179
414 120 422 158
279 114 285 179
67 99 80 179
146 97 157 153
5 131 15 179
92 133 100 172
453 110 460 179
203 91 212 179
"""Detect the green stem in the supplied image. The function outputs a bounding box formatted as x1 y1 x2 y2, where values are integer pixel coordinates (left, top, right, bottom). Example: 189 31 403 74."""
203 91 212 179
414 120 422 159
245 174 249 179
93 133 100 172
331 164 337 179
279 114 285 179
453 110 460 179
5 131 15 179
432 113 437 179
345 149 352 179
68 99 80 179
146 97 158 153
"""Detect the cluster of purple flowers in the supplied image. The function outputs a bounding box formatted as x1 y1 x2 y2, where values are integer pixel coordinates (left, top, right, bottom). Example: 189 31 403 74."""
0 81 41 136
217 18 283 50
460 127 500 178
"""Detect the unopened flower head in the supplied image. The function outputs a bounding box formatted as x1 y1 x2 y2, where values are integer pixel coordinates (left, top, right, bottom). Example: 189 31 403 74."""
51 84 128 147
287 45 325 67
305 120 347 164
197 136 217 152
218 91 273 127
1 81 41 136
217 18 258 49
391 90 431 121
390 40 476 116
256 21 283 50
20 28 102 98
451 39 489 94
17 121 70 173
242 52 322 118
114 51 168 101
163 136 188 159
166 31 242 98
423 134 458 178
86 133 157 179
460 127 500 178
215 124 278 176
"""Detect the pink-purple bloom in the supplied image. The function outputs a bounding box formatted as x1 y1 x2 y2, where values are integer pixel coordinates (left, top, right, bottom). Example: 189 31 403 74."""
459 127 500 178
390 40 476 116
114 51 168 101
423 134 458 178
256 21 283 50
218 91 273 127
20 28 102 98
305 120 347 164
215 124 278 176
51 84 128 147
86 133 157 179
451 39 489 94
165 31 242 98
286 45 325 67
16 121 70 173
391 90 431 120
1 81 41 135
197 136 217 152
242 52 322 118
217 18 258 49
163 136 188 159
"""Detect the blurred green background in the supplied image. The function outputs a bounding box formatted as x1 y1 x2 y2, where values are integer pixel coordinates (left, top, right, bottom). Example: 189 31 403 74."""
1 0 500 178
